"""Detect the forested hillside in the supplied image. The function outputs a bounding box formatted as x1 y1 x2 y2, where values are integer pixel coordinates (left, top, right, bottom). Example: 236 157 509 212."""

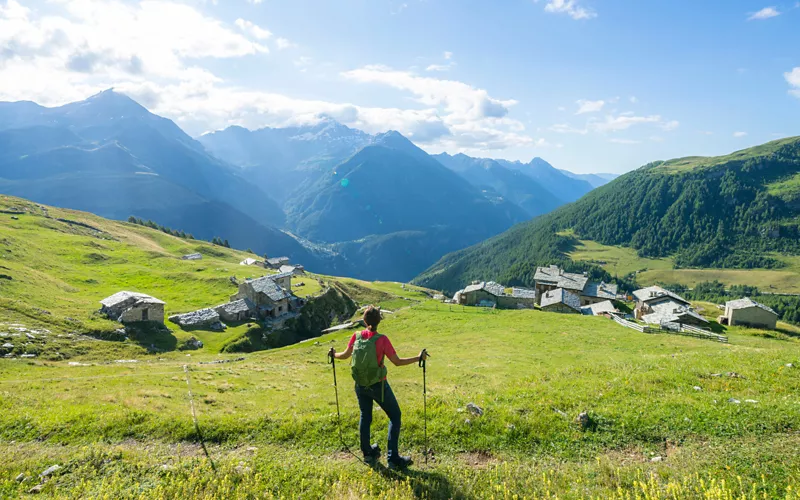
414 136 800 293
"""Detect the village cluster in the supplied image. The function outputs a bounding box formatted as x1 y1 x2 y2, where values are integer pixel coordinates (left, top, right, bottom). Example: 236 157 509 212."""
96 258 779 337
99 255 308 331
447 265 779 330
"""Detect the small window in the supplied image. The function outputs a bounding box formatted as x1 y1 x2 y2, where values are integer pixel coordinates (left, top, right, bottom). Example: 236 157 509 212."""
142 309 149 321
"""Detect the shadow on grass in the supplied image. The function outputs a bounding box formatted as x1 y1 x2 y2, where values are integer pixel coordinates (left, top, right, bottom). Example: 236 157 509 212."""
372 463 462 500
707 321 727 334
775 327 800 339
125 322 178 352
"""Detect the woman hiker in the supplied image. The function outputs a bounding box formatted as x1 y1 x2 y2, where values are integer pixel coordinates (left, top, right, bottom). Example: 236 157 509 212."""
329 305 429 469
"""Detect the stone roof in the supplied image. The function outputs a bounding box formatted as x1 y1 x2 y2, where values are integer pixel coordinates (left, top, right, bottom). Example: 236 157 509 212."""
511 287 537 299
216 298 255 315
726 297 777 315
100 291 164 308
269 270 294 281
583 281 618 300
248 276 291 302
540 288 582 311
581 300 617 316
266 257 290 265
632 286 689 305
641 300 709 325
279 265 298 274
533 265 589 292
240 258 259 266
169 308 221 327
463 281 504 296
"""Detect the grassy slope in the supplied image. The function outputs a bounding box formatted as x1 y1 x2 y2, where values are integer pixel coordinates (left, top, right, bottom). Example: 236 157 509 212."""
2 302 800 497
569 238 800 293
659 136 800 173
4 196 800 497
0 195 346 359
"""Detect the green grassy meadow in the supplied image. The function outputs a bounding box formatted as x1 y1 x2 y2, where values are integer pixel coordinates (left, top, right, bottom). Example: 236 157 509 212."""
3 196 800 498
568 237 800 294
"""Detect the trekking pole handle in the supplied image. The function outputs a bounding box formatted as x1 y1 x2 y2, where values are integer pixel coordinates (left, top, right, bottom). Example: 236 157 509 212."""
328 347 336 364
419 348 428 368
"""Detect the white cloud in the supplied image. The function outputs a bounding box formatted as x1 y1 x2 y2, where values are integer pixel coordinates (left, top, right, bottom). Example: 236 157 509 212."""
699 131 714 136
246 0 264 4
342 65 517 120
609 138 640 144
235 18 272 41
649 136 664 142
549 123 588 134
542 0 596 19
747 6 780 20
575 99 604 114
342 65 540 149
661 120 680 131
786 67 800 97
590 114 663 132
629 96 638 104
0 0 540 152
733 131 748 137
276 37 296 50
426 64 450 72
444 51 453 60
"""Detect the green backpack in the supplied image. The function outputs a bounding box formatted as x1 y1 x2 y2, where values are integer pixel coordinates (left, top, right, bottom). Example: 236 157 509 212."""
351 332 388 388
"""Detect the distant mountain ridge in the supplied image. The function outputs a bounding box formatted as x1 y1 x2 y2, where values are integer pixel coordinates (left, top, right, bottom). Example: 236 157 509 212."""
0 90 616 282
414 136 800 293
0 90 321 267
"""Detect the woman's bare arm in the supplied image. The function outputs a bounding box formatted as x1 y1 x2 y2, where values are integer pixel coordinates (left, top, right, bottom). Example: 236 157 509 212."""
330 345 353 360
387 350 429 367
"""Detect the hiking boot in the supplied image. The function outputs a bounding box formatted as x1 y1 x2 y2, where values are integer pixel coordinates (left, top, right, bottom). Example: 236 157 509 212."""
364 444 381 465
388 455 413 470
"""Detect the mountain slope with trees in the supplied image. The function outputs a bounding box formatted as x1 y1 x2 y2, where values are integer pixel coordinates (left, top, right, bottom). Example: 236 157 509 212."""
414 136 800 293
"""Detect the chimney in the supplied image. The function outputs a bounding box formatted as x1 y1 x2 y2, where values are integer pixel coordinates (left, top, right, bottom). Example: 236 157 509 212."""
583 271 588 277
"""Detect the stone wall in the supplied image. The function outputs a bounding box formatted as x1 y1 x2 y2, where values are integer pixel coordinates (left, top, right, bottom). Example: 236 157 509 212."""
119 304 165 324
729 306 777 329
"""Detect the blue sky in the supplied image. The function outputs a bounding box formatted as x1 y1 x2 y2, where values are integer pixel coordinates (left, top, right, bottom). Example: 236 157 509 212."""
0 0 798 173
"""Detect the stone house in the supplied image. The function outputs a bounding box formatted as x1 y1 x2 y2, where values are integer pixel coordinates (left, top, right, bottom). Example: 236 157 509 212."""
230 273 301 319
533 266 588 304
505 287 537 309
240 257 261 266
721 297 778 329
265 256 290 269
581 300 617 316
582 281 619 305
455 281 505 307
540 288 582 314
632 286 708 327
533 265 617 306
279 264 305 276
214 298 256 323
100 291 165 325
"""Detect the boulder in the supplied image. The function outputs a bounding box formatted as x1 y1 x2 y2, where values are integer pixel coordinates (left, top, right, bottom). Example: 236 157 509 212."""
185 337 204 350
40 465 60 478
576 411 591 430
466 403 484 417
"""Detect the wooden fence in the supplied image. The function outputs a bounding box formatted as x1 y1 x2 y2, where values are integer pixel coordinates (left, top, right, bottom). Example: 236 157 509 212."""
611 315 728 343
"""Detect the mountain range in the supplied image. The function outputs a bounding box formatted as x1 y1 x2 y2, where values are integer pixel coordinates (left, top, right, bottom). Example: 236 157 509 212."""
0 90 615 281
413 136 800 293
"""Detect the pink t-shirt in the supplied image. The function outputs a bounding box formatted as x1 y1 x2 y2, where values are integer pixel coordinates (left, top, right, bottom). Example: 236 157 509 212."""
348 329 396 370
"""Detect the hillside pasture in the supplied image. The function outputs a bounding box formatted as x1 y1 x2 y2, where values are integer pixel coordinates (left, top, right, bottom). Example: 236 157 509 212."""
2 302 800 497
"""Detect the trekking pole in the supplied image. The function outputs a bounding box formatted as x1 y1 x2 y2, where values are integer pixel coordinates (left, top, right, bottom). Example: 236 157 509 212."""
183 365 216 472
328 349 344 447
419 348 429 467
